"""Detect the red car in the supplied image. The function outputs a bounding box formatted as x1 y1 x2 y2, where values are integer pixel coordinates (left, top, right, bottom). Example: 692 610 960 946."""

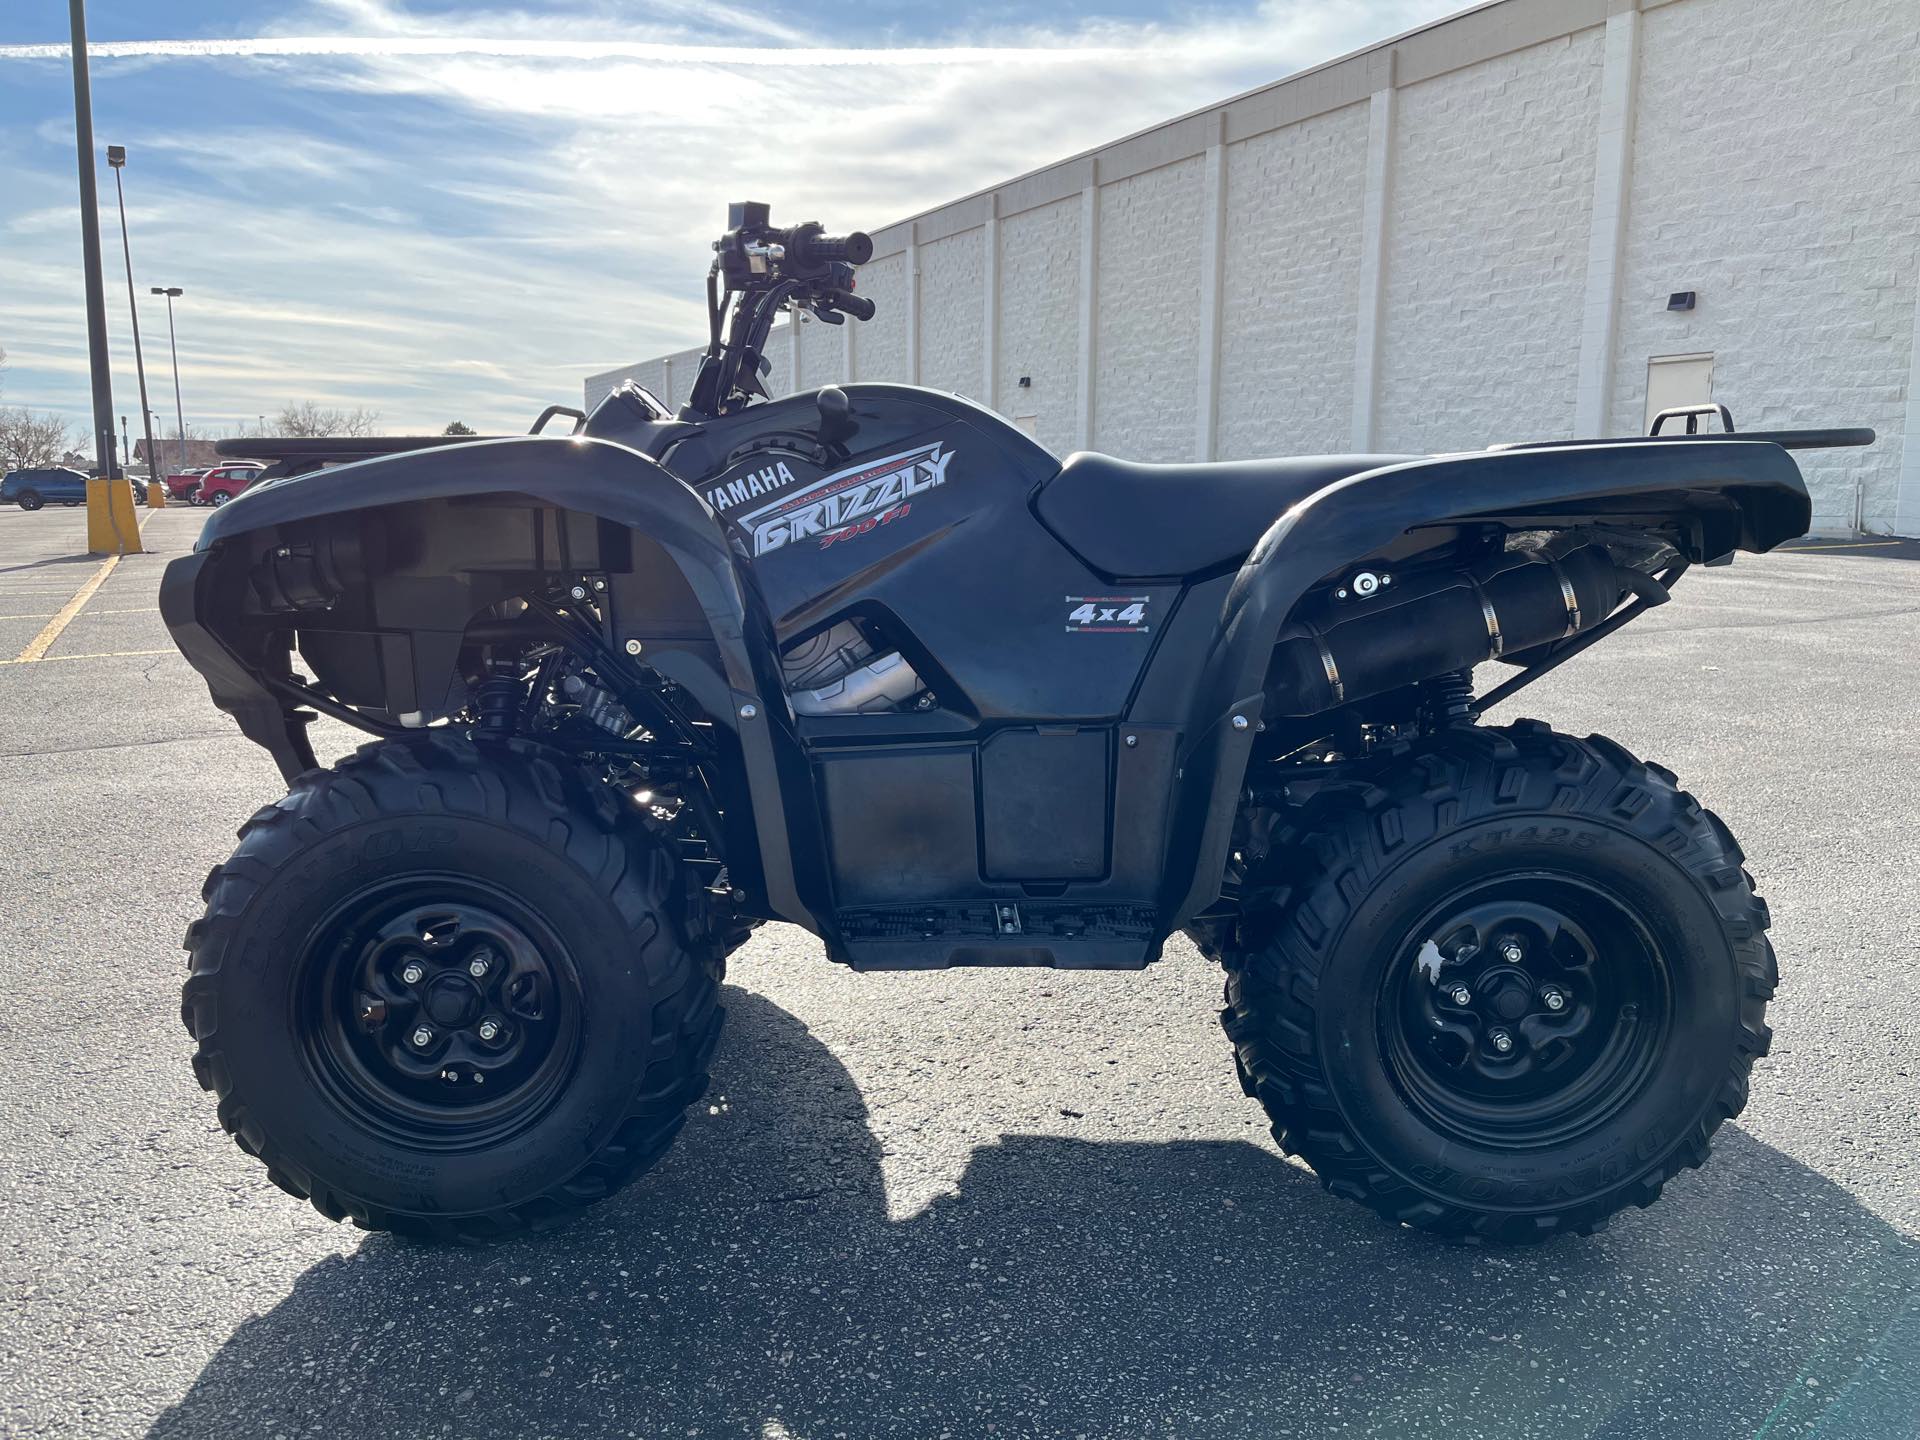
184 462 265 506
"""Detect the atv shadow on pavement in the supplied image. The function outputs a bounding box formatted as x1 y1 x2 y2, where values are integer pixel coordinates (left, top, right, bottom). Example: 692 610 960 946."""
149 987 1918 1440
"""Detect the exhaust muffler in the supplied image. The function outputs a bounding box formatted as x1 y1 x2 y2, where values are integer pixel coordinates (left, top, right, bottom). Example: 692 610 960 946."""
1265 544 1625 716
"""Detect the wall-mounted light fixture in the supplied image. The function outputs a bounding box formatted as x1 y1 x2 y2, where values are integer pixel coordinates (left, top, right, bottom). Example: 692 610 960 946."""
1018 375 1032 389
1666 291 1697 312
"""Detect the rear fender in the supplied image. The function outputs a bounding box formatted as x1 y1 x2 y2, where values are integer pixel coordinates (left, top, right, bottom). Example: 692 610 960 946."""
161 436 822 929
1163 438 1810 923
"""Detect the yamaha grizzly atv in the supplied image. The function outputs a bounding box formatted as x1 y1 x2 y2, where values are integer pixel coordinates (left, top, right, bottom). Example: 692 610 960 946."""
165 202 1871 1243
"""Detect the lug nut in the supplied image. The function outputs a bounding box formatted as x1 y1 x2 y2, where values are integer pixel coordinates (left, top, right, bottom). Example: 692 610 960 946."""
478 1019 502 1042
1499 940 1525 964
569 584 588 601
1489 1028 1515 1054
410 1026 434 1049
1541 987 1567 1012
1448 984 1473 1007
624 638 643 656
468 952 492 979
399 961 425 985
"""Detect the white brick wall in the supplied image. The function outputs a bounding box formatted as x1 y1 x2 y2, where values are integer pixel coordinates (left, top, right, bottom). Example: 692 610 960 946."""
1377 30 1604 453
1217 101 1373 459
850 251 910 385
997 197 1082 454
918 229 986 399
1608 0 1919 531
1094 156 1207 460
797 313 844 393
598 0 1920 532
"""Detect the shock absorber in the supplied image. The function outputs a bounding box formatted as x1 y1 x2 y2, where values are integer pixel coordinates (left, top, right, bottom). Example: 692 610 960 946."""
1422 669 1476 729
474 666 522 739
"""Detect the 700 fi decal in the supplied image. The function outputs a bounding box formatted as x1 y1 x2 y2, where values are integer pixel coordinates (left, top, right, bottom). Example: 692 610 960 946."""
1066 595 1150 634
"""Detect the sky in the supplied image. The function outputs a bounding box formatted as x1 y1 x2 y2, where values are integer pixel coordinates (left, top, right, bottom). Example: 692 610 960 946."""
0 0 1461 440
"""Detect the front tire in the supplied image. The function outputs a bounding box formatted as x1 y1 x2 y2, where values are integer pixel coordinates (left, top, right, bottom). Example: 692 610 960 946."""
1217 721 1774 1242
181 734 722 1240
17 492 43 511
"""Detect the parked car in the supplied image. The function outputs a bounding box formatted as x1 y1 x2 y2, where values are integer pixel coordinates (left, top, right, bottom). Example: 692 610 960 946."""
192 463 266 506
163 467 209 503
1 466 89 510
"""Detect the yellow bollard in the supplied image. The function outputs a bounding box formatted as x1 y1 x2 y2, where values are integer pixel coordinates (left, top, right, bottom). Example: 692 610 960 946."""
147 478 166 508
86 476 145 556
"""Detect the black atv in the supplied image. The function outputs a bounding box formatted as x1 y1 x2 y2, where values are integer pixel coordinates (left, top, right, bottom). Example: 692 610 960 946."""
165 202 1871 1243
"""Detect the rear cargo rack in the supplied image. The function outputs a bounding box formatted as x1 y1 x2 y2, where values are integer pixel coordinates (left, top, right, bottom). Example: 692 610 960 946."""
1493 404 1873 454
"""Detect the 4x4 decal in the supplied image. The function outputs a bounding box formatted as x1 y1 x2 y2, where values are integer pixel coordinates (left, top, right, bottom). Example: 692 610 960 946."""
1065 595 1151 633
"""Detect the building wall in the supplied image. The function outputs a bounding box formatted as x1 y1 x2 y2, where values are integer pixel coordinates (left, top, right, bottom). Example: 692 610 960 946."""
1216 101 1371 459
997 196 1082 455
917 229 986 400
1376 30 1604 453
1093 156 1208 460
850 249 911 386
590 0 1920 534
1607 0 1919 532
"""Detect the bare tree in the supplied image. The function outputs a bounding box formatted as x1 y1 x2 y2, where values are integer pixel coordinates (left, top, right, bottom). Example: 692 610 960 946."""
273 401 383 438
0 408 77 470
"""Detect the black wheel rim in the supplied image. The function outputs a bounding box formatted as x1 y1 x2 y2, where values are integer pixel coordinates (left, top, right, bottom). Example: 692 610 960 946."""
1379 873 1671 1149
296 877 584 1151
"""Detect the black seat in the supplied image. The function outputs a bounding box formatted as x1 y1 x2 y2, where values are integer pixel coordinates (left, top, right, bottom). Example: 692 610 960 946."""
1034 451 1416 579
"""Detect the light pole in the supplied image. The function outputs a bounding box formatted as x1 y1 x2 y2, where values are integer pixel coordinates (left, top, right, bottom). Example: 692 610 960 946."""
105 145 159 498
152 286 187 476
67 0 118 486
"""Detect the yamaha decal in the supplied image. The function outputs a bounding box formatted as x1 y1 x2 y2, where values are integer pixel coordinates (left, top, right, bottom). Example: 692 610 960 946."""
1065 596 1151 633
735 443 953 557
705 460 800 514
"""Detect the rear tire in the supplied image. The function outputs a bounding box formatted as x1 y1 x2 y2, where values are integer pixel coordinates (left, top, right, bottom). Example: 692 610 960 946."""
1217 721 1774 1242
181 734 723 1240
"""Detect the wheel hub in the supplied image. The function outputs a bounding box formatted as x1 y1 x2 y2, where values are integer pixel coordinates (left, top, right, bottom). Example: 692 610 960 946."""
299 883 581 1148
424 974 483 1028
1383 876 1671 1148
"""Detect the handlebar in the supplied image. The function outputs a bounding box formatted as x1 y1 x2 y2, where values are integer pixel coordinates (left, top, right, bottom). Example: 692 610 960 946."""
792 230 873 267
828 288 875 322
690 203 878 417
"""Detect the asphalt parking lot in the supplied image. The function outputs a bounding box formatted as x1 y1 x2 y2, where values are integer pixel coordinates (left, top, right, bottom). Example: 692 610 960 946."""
0 502 1915 1439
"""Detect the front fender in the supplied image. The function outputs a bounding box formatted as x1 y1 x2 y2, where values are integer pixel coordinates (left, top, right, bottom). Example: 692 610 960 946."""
169 436 819 930
1164 438 1810 923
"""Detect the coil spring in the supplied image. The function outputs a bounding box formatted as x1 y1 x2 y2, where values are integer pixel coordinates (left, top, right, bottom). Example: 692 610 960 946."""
1422 669 1476 730
474 671 521 738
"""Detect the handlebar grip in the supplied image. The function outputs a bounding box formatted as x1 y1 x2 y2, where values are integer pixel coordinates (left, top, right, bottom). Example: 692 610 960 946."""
799 231 874 266
832 289 876 322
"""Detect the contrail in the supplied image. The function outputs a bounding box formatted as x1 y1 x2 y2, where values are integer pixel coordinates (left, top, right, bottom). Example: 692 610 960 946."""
0 36 1146 66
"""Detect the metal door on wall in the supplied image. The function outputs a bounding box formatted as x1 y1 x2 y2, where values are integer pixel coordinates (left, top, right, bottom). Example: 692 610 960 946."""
1644 353 1714 434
